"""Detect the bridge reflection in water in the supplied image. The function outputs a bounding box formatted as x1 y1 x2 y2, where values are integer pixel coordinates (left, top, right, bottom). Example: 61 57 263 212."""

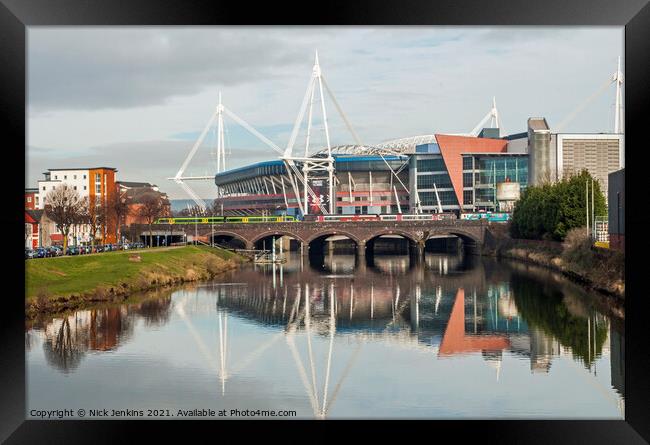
26 252 625 419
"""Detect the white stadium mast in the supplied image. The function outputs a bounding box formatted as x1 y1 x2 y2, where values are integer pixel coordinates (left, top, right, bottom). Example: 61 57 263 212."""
281 51 364 216
469 97 501 137
170 93 286 211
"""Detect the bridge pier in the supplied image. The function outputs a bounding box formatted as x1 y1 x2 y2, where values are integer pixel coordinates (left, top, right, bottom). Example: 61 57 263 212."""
357 241 366 257
409 241 425 263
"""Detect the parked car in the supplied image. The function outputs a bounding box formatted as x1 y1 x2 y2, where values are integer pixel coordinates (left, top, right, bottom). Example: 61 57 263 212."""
25 248 34 259
34 247 47 258
51 246 64 256
66 246 80 255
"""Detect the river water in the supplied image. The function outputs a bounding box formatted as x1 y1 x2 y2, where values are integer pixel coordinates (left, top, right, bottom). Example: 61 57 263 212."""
26 251 625 419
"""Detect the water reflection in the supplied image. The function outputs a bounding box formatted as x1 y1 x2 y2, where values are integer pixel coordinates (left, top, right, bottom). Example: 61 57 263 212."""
30 293 173 373
27 252 625 418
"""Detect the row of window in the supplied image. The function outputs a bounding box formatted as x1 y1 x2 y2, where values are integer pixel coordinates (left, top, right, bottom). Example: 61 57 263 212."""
337 195 392 202
42 185 87 191
418 190 458 206
417 173 453 189
337 205 410 214
416 157 446 172
53 174 87 180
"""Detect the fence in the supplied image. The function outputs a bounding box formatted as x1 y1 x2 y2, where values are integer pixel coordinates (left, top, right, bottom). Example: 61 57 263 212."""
594 216 609 243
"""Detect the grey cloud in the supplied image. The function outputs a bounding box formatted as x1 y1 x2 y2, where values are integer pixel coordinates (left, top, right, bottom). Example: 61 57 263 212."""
28 28 321 112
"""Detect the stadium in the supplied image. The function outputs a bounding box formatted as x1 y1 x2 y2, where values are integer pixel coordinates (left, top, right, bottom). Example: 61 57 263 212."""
212 130 528 218
170 53 623 222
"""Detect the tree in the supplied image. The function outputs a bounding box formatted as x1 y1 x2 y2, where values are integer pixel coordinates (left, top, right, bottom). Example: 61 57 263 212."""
137 192 168 247
44 184 84 253
511 169 606 241
177 204 209 217
25 222 31 247
107 191 130 244
80 197 102 251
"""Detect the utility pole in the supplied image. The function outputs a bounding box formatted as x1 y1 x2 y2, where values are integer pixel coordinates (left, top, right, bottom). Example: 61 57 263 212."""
591 178 595 240
586 180 590 236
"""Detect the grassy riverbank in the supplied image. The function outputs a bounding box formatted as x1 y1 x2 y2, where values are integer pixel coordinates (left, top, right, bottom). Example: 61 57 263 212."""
25 245 246 317
484 225 625 299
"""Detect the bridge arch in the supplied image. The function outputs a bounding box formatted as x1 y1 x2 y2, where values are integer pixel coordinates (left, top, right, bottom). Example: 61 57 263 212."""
250 230 306 246
304 230 362 246
209 230 250 249
362 229 419 245
425 229 481 244
250 230 306 251
424 229 481 254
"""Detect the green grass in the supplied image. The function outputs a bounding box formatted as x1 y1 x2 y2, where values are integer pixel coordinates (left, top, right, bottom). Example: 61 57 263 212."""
25 245 239 301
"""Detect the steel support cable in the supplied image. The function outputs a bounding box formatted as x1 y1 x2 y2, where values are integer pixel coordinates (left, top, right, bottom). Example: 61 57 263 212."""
555 77 614 132
322 76 410 194
223 107 284 155
286 76 317 158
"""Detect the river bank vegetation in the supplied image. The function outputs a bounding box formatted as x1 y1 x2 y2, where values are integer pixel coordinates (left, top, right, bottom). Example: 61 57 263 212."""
486 225 624 299
492 170 624 298
25 245 246 317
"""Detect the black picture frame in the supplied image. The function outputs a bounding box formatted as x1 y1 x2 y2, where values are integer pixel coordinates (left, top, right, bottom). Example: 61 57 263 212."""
2 0 649 442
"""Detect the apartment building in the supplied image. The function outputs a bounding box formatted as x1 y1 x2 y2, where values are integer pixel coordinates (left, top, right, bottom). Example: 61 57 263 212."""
36 167 118 244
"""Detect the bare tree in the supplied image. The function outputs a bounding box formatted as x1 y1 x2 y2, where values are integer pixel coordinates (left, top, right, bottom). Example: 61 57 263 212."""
44 184 84 253
107 191 130 244
80 197 102 251
137 192 168 247
25 223 31 247
177 204 208 217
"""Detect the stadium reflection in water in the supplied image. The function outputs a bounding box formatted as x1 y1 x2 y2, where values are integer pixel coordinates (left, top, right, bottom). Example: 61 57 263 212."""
26 251 625 419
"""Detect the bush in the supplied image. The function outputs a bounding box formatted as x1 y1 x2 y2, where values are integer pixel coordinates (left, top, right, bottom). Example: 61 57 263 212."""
36 288 50 309
561 227 594 268
206 257 224 276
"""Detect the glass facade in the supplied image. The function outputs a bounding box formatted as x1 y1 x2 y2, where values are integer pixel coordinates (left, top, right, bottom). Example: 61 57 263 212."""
462 154 528 211
417 173 453 189
420 191 458 206
417 157 446 172
474 156 528 186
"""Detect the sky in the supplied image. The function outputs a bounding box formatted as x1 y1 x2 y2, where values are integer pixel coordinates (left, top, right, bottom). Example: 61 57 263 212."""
27 27 624 199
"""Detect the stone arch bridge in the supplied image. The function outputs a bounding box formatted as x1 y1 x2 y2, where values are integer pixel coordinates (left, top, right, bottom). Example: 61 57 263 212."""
135 220 491 256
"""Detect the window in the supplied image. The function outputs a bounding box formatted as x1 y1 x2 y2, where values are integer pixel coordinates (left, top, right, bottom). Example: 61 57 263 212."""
42 186 45 191
420 191 459 206
463 173 473 187
463 190 473 205
27 197 32 202
74 175 77 179
417 173 452 189
416 157 446 172
54 175 58 180
73 186 77 190
463 156 474 170
83 186 87 190
64 175 67 180
83 174 87 179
